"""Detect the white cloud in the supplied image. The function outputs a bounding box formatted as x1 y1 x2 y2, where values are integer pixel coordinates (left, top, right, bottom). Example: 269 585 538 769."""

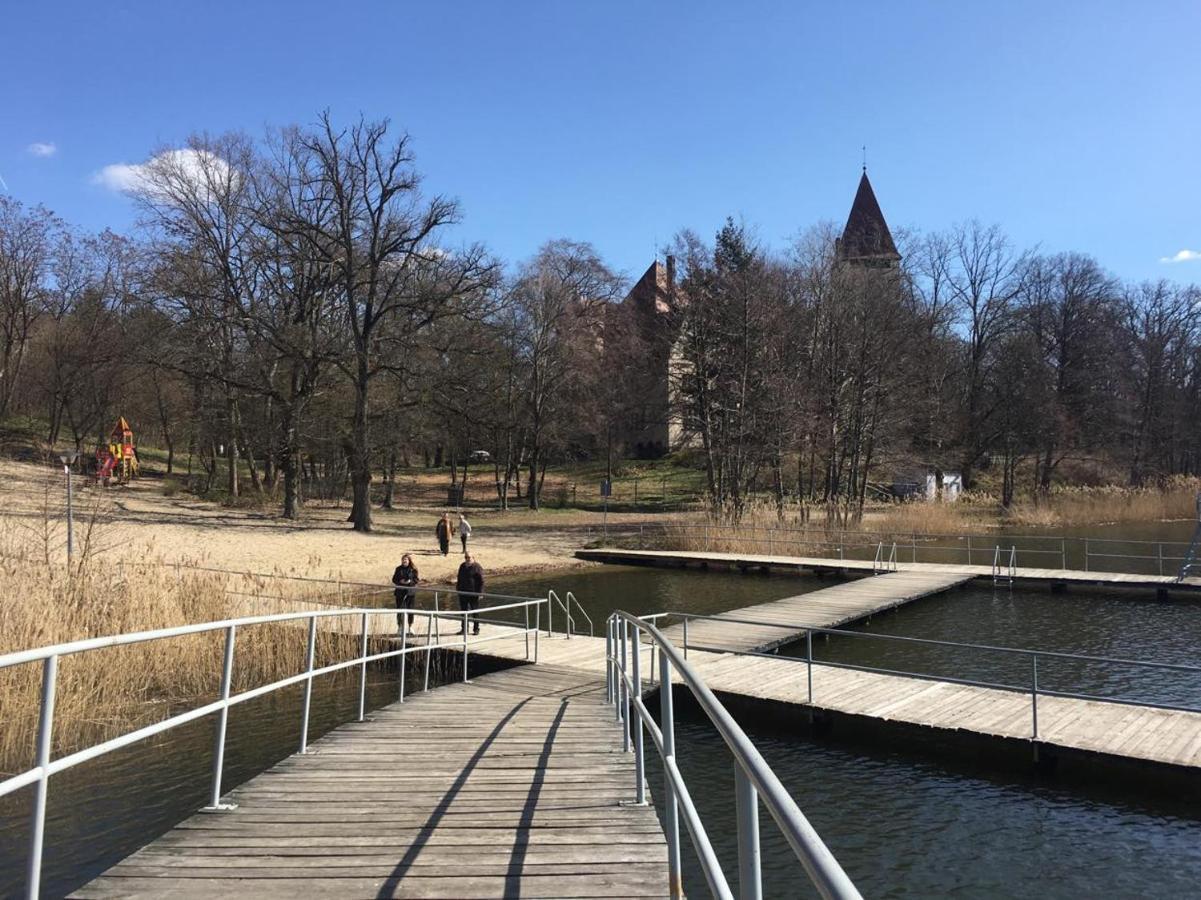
1160 249 1201 264
92 148 236 199
27 142 56 157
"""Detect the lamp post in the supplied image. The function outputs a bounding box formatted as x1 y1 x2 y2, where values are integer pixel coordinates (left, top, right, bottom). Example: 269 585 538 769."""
58 451 79 563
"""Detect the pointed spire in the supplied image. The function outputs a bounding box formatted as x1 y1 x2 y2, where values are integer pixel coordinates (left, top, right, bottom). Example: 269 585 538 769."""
838 170 900 265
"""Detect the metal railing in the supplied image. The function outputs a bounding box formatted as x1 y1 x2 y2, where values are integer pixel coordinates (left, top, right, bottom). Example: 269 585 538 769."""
0 591 547 899
547 589 594 639
605 612 862 900
660 610 1201 742
613 523 1196 576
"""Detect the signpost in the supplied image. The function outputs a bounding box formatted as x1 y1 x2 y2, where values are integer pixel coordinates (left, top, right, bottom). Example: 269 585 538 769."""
59 451 79 564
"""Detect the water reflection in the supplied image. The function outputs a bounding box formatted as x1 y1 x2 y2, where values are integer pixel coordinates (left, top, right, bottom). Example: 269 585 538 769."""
649 712 1201 899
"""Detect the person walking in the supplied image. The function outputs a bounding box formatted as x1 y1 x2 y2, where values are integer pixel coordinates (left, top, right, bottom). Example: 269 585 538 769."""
391 554 419 637
458 513 472 553
435 512 454 557
455 552 485 636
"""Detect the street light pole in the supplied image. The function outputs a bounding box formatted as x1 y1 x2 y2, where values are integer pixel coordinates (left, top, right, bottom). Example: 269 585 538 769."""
59 451 79 564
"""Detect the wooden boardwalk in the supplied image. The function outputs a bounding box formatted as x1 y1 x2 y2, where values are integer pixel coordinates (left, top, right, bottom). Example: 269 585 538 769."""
689 653 1201 770
659 570 972 653
75 664 667 899
469 632 1201 771
576 548 1201 594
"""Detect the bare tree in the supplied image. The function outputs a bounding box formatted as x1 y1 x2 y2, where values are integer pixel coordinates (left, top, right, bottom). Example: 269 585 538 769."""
942 221 1030 488
299 113 494 531
0 198 59 417
508 240 622 509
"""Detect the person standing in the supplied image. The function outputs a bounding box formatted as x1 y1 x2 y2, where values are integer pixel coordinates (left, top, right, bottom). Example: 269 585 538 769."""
458 513 472 553
455 552 485 636
391 554 419 637
435 512 454 556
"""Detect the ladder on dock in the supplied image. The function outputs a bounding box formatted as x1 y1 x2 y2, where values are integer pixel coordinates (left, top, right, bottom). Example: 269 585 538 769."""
992 545 1016 585
1177 492 1201 582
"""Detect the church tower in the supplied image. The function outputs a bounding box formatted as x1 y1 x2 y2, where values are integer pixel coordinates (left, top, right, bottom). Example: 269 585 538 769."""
835 169 901 268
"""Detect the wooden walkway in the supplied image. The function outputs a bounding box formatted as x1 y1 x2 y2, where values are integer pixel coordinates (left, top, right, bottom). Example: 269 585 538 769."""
659 570 972 653
468 631 1201 771
74 665 667 899
575 548 1201 594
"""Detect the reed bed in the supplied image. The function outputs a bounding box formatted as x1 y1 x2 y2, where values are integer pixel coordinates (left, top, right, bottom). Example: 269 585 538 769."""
1004 478 1201 527
654 479 1201 557
0 529 365 776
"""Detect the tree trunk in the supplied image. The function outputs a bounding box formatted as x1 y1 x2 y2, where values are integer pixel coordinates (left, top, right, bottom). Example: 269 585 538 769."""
349 353 373 532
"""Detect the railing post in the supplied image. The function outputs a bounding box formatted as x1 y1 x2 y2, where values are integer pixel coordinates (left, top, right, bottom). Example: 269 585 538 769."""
534 601 540 663
735 766 762 900
524 604 530 661
547 589 553 637
462 612 470 683
806 630 814 705
357 612 369 722
1083 538 1089 572
205 626 237 810
1031 654 1039 741
399 622 408 703
682 618 689 660
1158 542 1164 577
605 619 613 703
1060 538 1066 571
299 616 317 753
621 623 631 746
967 534 973 565
27 654 58 900
631 626 646 804
660 648 683 898
424 593 439 693
614 620 623 724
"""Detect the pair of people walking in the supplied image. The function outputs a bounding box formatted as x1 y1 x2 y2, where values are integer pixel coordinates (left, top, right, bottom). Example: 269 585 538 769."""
391 550 485 638
435 512 472 556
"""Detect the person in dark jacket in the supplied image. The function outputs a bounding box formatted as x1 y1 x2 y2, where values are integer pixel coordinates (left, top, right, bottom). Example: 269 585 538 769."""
391 554 419 636
455 552 485 635
435 513 454 556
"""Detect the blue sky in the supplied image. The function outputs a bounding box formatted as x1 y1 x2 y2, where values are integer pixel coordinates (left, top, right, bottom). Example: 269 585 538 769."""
3 1 1199 283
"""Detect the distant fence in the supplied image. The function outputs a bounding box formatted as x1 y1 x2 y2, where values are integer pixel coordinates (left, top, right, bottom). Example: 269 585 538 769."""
585 523 1194 579
363 475 702 511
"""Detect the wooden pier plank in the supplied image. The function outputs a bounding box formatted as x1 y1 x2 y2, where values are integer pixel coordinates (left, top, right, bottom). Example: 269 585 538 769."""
73 664 667 900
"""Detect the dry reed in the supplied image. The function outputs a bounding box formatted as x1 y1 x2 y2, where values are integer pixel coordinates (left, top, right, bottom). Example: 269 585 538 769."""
0 516 364 776
657 479 1201 556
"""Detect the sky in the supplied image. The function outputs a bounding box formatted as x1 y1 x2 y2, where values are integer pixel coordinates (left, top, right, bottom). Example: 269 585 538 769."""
3 0 1199 284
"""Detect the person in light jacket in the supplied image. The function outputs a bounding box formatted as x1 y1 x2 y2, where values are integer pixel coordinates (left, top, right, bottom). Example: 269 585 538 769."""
458 513 473 552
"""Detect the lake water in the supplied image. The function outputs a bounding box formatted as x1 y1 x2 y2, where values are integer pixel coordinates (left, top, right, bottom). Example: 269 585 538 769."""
4 562 1201 897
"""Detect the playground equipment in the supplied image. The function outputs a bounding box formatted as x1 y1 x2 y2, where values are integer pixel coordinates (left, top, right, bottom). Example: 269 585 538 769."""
95 416 140 484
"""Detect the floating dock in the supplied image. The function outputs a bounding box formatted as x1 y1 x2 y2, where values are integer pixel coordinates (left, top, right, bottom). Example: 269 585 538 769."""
659 570 973 653
575 548 1201 594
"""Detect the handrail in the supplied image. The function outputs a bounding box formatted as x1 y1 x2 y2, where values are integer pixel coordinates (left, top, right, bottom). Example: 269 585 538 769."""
659 610 1201 727
606 611 862 900
619 523 1197 575
546 589 595 639
566 590 594 637
1 592 547 899
661 610 1201 676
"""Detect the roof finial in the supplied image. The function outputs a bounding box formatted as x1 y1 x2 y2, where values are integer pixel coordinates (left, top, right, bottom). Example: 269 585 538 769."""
862 145 867 173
